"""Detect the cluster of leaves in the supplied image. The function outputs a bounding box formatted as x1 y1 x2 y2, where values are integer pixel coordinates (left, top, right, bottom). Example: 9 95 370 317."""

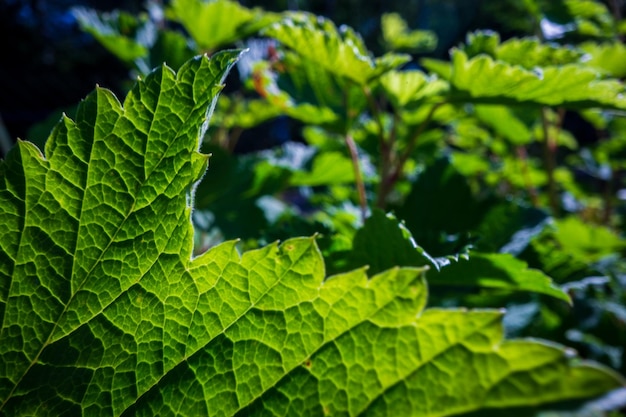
3 0 626 415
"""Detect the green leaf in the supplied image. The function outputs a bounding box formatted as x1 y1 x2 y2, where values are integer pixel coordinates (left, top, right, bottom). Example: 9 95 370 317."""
339 210 569 302
0 54 622 416
379 70 448 109
395 158 494 256
167 0 279 52
580 41 626 77
341 209 435 275
149 29 197 71
473 104 534 145
381 12 438 53
212 96 284 129
246 62 341 126
473 200 550 254
73 7 151 63
431 253 571 303
289 151 356 187
448 49 626 109
551 217 626 263
0 50 243 414
263 13 410 85
462 31 585 69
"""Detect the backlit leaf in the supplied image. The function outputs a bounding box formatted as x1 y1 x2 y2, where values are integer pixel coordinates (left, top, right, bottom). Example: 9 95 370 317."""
0 54 622 417
167 0 279 52
263 13 410 85
448 49 626 109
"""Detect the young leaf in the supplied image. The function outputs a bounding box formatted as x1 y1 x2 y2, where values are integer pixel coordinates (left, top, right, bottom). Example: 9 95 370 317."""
0 54 622 417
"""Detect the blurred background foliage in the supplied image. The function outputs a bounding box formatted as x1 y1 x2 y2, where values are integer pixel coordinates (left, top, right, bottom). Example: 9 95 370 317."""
0 0 550 145
2 1 626 414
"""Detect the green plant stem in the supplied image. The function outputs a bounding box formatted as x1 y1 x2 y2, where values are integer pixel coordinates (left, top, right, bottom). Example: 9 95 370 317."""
362 86 395 205
374 113 400 210
516 146 539 207
376 103 442 209
344 84 368 222
363 86 386 141
345 133 368 222
541 107 561 216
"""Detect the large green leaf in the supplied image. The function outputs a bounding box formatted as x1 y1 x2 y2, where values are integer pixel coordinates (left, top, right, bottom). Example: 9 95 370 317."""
432 49 626 110
0 54 623 416
263 13 410 85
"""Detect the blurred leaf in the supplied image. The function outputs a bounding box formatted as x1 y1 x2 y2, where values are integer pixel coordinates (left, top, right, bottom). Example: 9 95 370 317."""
396 158 494 255
448 49 626 109
263 13 410 85
290 151 355 187
463 30 585 68
421 57 453 79
543 0 615 38
580 41 626 77
194 146 291 240
431 253 571 303
474 200 550 254
73 7 151 63
381 12 438 53
340 209 436 275
459 388 626 417
521 221 607 283
213 95 284 129
149 29 196 71
552 217 626 263
278 49 357 115
473 104 534 145
167 0 278 51
379 70 448 109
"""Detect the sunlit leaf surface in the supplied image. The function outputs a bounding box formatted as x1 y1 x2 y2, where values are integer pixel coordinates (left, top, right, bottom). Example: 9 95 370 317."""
0 53 622 417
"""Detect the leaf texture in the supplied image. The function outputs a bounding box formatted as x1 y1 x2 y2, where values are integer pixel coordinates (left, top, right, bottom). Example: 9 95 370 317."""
0 54 623 417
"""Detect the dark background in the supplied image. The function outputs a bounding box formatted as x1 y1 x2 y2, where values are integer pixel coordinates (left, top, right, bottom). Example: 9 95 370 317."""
0 0 496 155
1 0 623 157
